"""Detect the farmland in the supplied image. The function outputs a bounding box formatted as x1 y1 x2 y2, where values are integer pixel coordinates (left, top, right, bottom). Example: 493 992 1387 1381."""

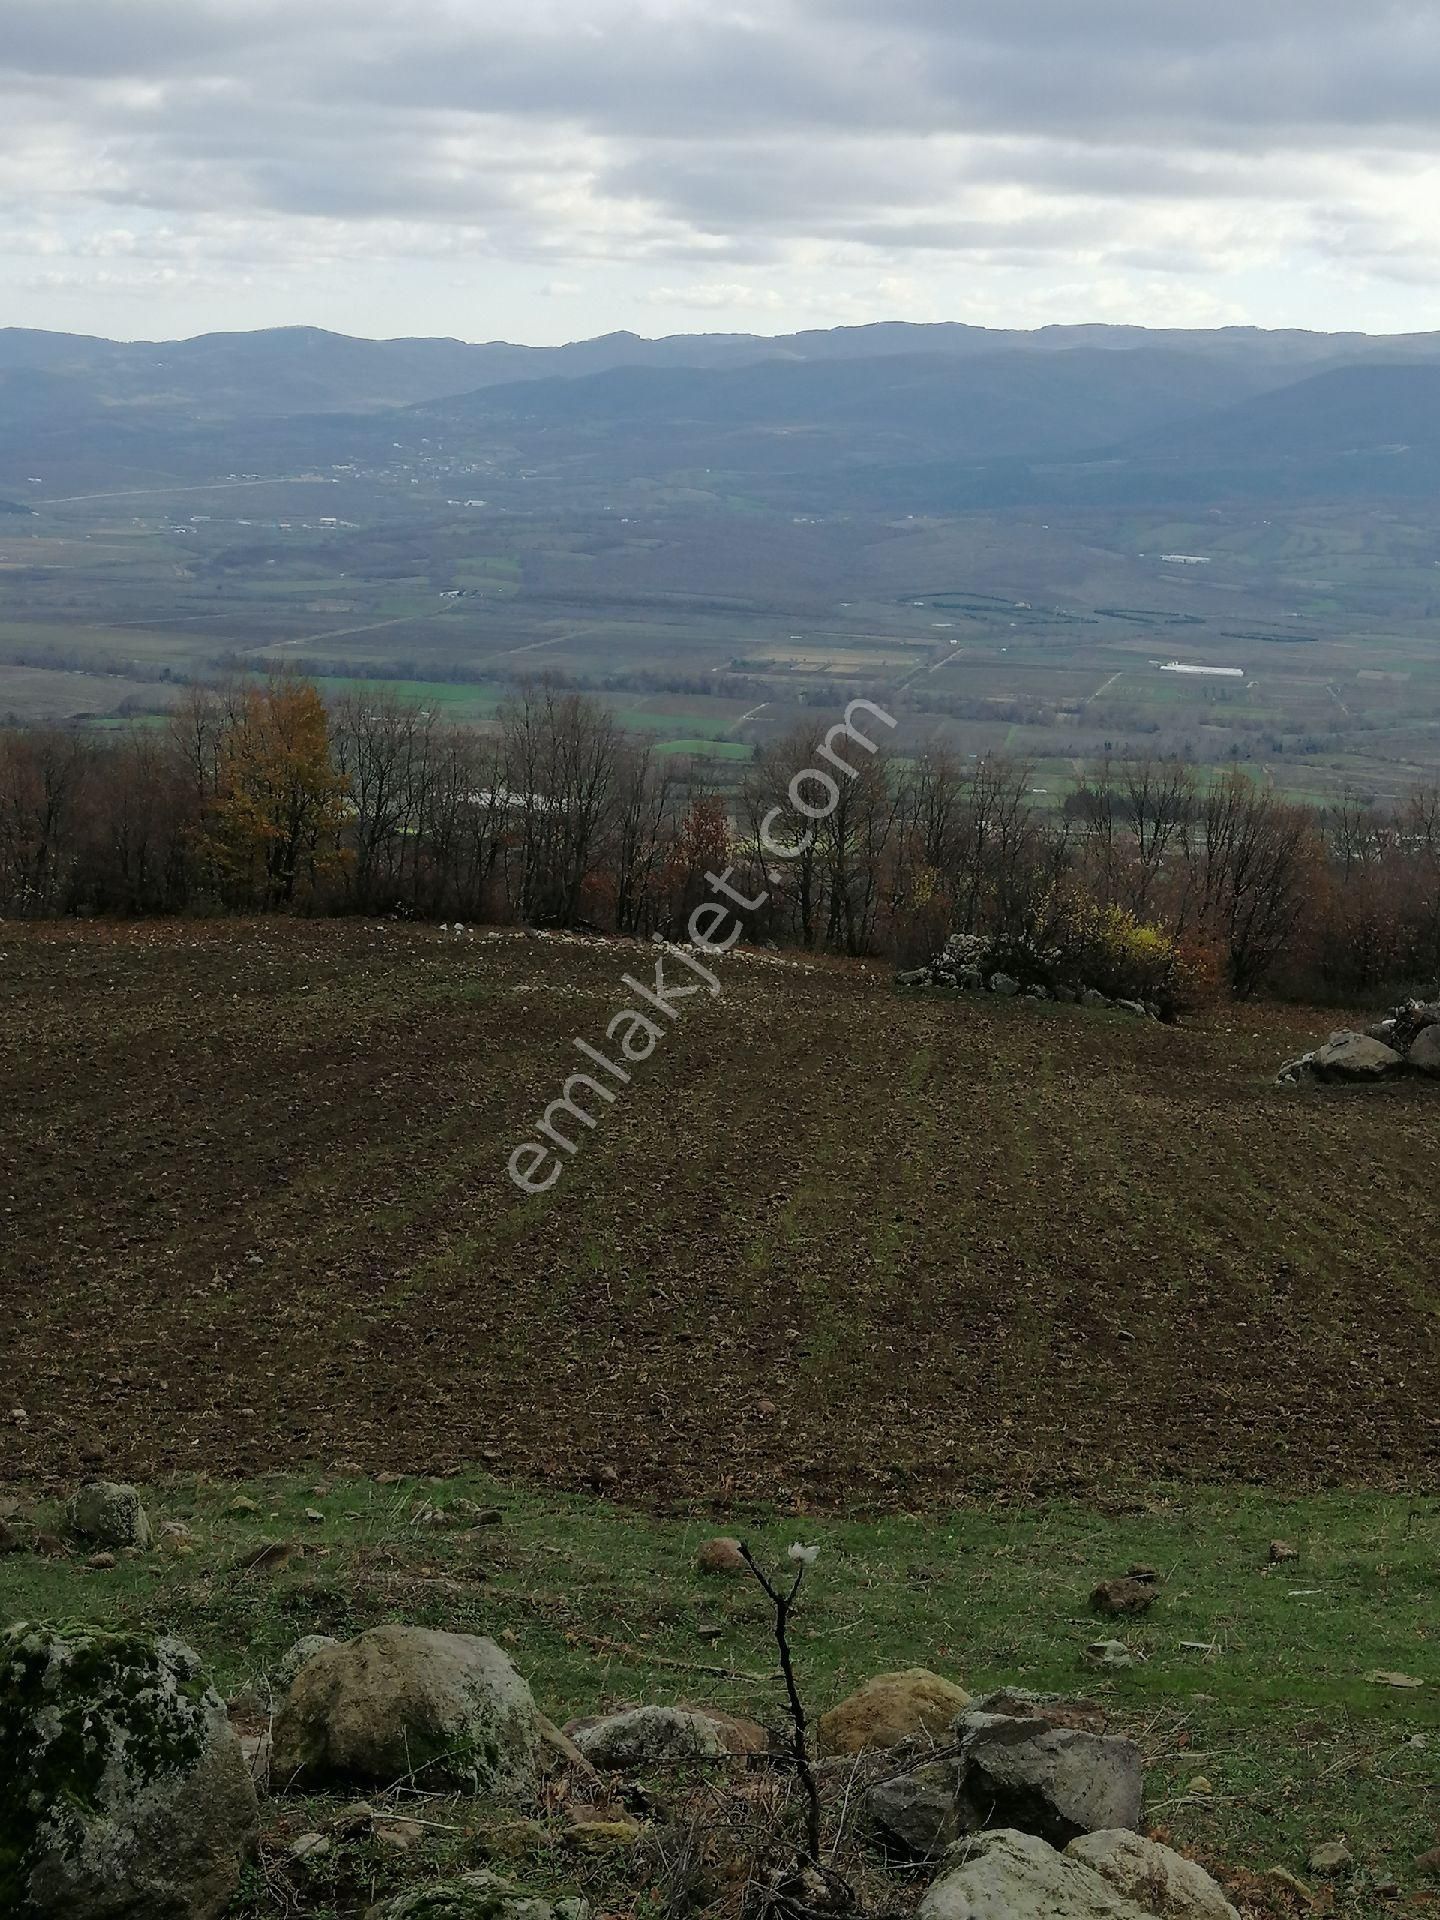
4 481 1440 801
3 918 1437 1504
3 917 1439 1915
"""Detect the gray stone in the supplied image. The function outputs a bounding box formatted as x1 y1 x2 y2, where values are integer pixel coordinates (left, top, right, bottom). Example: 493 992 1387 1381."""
1114 1000 1147 1018
65 1481 152 1550
1081 989 1112 1010
1307 1838 1353 1877
1309 1032 1406 1081
954 1708 1143 1847
1053 984 1080 1004
897 969 931 987
1409 1025 1440 1076
988 973 1021 997
918 1828 1154 1919
1083 1641 1135 1672
270 1625 541 1798
0 1622 259 1919
274 1634 340 1690
570 1705 732 1769
365 1868 589 1920
1069 1831 1241 1918
867 1757 962 1858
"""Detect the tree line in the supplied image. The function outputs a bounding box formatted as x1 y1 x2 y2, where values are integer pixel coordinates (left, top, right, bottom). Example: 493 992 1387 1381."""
1 677 1437 1006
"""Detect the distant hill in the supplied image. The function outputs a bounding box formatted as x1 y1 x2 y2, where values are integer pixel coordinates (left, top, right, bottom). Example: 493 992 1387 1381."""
4 319 1440 507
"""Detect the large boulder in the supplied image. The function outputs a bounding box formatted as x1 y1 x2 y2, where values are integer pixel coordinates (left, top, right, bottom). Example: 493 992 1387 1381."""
1309 1032 1406 1082
917 1828 1155 1919
0 1622 259 1919
569 1704 762 1769
954 1706 1143 1847
1068 1831 1240 1920
867 1755 962 1858
364 1868 588 1920
818 1668 972 1755
64 1482 152 1550
270 1626 540 1798
1409 1025 1440 1076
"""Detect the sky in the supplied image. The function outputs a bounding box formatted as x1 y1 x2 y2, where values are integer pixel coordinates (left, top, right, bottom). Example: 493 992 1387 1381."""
4 0 1440 345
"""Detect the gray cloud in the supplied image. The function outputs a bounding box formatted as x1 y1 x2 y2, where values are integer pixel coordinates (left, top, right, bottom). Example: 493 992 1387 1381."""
3 0 1440 326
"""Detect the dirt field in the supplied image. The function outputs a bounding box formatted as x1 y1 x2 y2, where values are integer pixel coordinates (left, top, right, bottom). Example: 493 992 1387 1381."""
3 920 1437 1505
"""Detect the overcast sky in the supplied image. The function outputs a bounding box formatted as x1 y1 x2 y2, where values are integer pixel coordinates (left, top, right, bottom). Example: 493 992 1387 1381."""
4 0 1440 344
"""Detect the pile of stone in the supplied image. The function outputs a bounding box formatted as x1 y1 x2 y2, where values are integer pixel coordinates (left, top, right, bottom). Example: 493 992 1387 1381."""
897 932 1160 1019
849 1676 1239 1920
1277 996 1440 1086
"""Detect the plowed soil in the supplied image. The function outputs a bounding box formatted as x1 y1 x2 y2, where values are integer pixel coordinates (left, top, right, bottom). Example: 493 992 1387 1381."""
3 919 1436 1505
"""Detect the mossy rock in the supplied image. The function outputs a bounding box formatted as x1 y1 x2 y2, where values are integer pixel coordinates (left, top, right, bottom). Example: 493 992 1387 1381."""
0 1621 258 1918
64 1483 152 1551
271 1625 541 1798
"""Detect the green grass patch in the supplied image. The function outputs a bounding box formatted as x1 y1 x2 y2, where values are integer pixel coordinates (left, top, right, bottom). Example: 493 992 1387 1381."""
2 1475 1436 1907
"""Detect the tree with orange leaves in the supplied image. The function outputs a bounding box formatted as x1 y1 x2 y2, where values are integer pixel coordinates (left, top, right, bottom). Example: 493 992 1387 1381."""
201 678 349 907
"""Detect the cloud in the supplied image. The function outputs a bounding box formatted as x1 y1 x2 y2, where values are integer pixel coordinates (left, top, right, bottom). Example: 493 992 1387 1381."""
3 0 1439 333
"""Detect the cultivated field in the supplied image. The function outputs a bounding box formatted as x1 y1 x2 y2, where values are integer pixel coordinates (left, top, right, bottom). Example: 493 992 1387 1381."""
5 489 1440 797
4 920 1440 1915
3 919 1437 1503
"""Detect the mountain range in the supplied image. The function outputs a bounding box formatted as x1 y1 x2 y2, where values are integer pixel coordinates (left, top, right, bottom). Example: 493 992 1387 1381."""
3 320 1439 509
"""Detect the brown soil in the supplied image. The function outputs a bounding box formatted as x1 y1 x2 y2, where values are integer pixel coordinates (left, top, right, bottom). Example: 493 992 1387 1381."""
2 920 1436 1506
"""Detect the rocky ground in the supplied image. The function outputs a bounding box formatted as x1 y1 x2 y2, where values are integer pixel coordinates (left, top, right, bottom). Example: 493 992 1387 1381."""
2 918 1439 1505
2 1472 1437 1916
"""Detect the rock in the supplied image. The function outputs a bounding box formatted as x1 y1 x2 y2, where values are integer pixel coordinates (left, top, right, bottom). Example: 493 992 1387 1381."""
1082 989 1112 1010
65 1480 152 1550
898 968 932 987
818 1668 972 1755
1365 1019 1398 1043
1069 1831 1240 1917
570 1704 760 1769
562 1813 643 1854
237 1731 270 1786
918 1827 1152 1919
534 1711 594 1779
1268 1540 1299 1563
1083 1642 1135 1672
0 1621 259 1919
988 973 1021 997
1114 1000 1147 1018
1091 1578 1159 1618
954 1707 1143 1847
1054 984 1080 1004
472 1814 549 1860
373 1818 425 1852
84 1552 118 1571
365 1869 589 1920
1416 1845 1440 1877
966 1690 1109 1735
695 1536 747 1574
228 1496 259 1515
1187 1778 1213 1798
289 1832 331 1864
274 1634 341 1689
867 1756 962 1859
1409 1025 1440 1075
1309 1032 1406 1082
1307 1838 1352 1877
270 1625 541 1798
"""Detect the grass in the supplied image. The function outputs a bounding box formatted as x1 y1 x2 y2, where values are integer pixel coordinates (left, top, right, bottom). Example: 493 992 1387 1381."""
3 1474 1437 1913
